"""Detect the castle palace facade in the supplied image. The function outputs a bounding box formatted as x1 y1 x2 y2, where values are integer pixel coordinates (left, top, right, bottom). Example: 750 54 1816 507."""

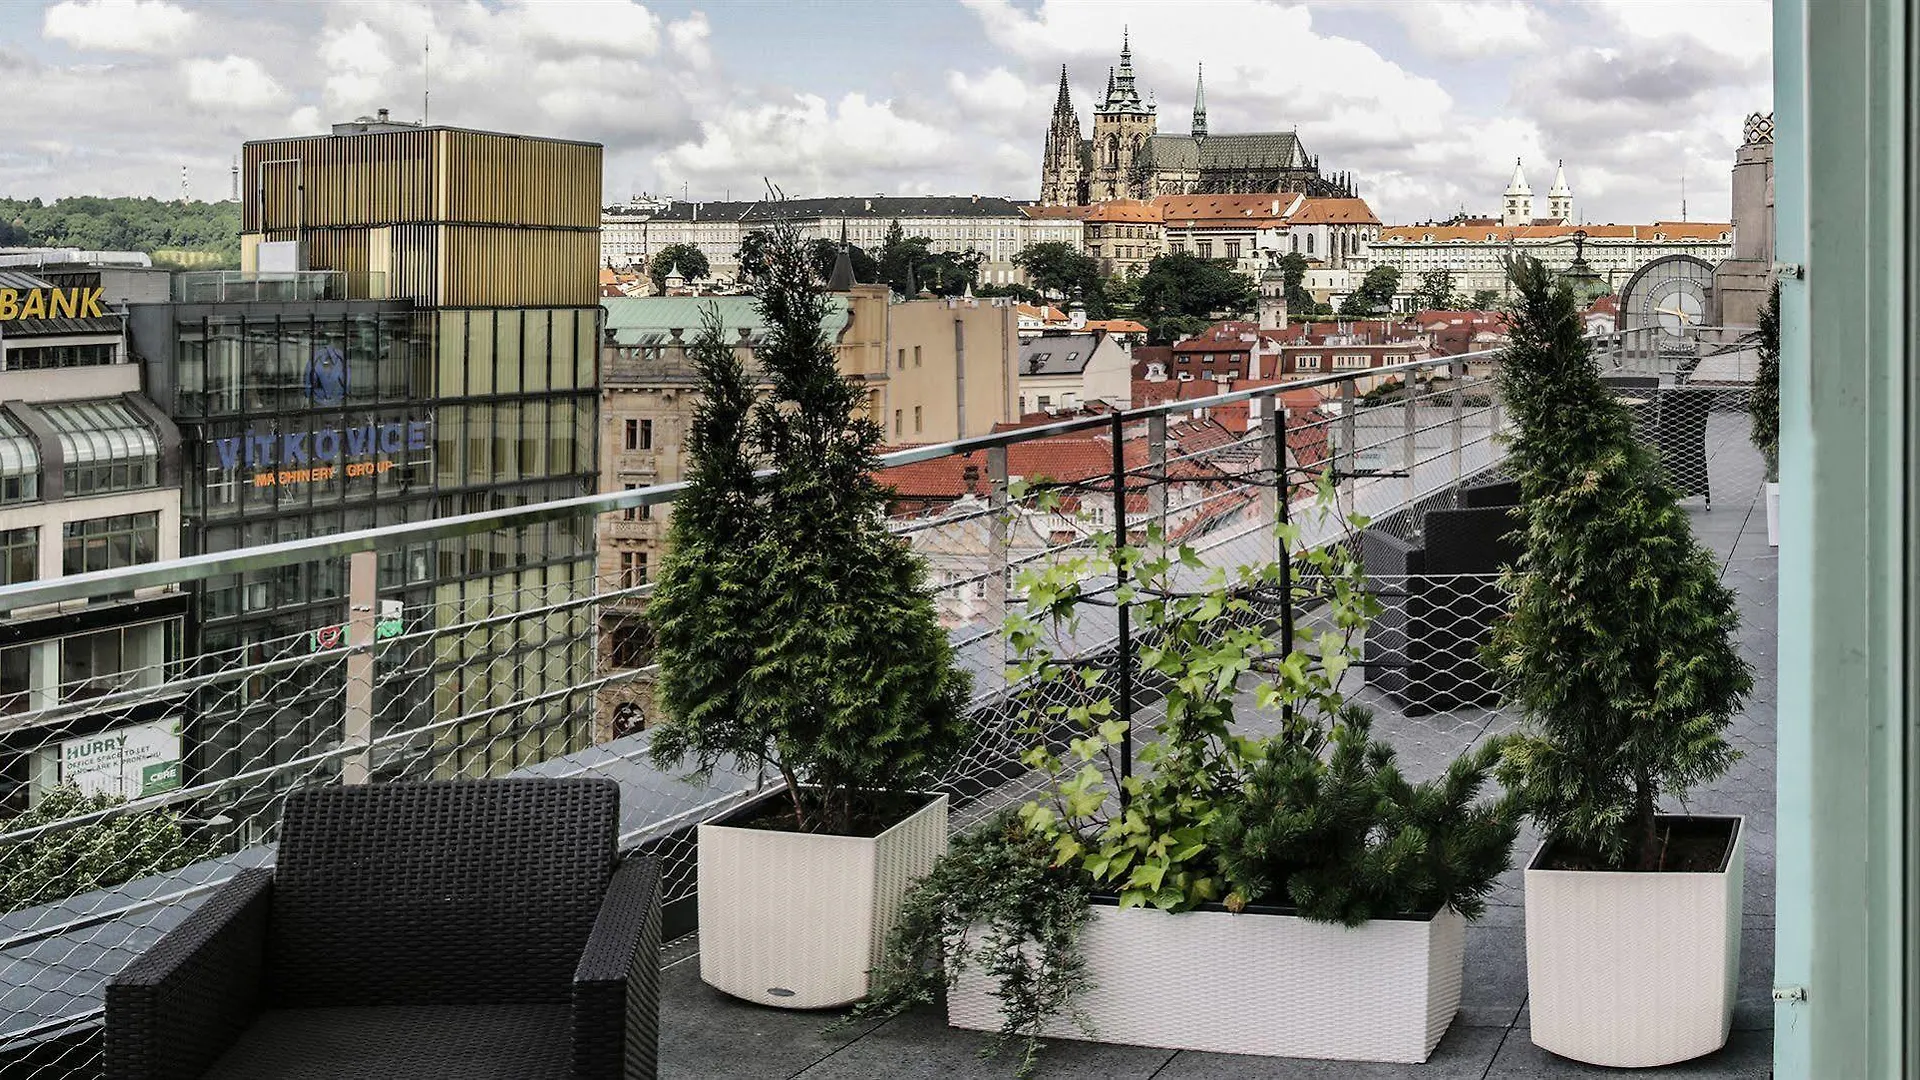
1039 35 1356 207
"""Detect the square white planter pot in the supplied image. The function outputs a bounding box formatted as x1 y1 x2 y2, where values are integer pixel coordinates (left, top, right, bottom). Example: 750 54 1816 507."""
697 789 947 1009
1524 815 1745 1067
948 902 1466 1062
1766 481 1780 547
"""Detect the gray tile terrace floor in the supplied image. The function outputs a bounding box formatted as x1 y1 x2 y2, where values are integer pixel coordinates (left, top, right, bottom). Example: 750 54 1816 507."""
656 415 1777 1080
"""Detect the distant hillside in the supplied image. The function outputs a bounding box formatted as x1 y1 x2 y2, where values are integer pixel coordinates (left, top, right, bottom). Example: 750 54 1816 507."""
0 196 241 269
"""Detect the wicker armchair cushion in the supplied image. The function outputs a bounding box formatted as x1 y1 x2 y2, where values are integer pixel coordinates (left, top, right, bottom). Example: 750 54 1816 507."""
199 1004 572 1080
268 779 620 1008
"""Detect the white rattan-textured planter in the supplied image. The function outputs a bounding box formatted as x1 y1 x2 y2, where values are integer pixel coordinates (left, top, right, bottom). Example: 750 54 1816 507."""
698 789 947 1009
948 901 1467 1062
1524 815 1745 1068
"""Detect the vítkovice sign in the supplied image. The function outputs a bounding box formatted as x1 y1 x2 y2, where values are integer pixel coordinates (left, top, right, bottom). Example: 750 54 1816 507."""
213 420 431 488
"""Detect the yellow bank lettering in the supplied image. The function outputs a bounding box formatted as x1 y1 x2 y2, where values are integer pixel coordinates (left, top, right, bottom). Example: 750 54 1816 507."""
0 287 108 323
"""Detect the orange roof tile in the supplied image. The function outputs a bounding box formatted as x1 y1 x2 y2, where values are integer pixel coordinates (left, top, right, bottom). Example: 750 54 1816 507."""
1285 197 1381 225
1377 222 1730 243
1154 193 1295 228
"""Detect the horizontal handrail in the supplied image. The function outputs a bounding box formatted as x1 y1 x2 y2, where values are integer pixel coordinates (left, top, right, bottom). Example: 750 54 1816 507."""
0 343 1512 612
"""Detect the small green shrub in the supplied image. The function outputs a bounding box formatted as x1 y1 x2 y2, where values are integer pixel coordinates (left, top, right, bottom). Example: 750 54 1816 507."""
1211 705 1518 926
0 787 214 912
855 812 1091 1076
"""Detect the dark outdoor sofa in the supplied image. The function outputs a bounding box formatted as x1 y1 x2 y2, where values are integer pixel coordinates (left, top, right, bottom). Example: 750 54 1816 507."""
1362 477 1523 714
104 777 661 1080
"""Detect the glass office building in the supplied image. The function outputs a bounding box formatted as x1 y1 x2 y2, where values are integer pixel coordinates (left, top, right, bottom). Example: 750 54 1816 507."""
127 119 603 822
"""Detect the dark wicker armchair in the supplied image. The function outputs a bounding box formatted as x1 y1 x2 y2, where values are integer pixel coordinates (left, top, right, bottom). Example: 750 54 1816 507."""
104 778 660 1080
1362 493 1524 714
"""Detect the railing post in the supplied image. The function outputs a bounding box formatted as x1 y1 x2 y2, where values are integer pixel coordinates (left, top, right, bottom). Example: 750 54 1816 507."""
1109 412 1133 803
341 550 377 784
1402 374 1419 519
1258 398 1279 558
986 445 1009 688
1450 357 1466 489
1147 412 1168 540
1339 379 1357 517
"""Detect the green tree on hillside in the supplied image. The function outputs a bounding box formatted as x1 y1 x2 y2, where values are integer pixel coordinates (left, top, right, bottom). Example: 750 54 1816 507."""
1338 266 1402 317
0 196 242 267
1136 252 1256 343
650 243 711 291
1414 268 1463 310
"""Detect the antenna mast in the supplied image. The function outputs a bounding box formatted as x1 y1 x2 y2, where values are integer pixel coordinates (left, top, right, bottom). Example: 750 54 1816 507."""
423 37 431 124
180 165 190 204
1680 167 1687 221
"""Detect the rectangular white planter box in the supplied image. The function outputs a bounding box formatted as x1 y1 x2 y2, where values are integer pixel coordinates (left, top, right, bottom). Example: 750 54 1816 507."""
1524 815 1745 1067
698 789 946 1009
948 902 1466 1062
1766 481 1780 547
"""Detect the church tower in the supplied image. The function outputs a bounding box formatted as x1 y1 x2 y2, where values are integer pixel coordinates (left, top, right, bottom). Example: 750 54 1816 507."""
1039 66 1087 206
1191 64 1207 140
1502 158 1534 227
1546 160 1573 223
1088 29 1157 202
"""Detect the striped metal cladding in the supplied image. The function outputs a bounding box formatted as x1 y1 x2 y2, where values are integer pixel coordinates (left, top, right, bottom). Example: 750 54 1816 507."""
243 128 601 232
252 224 598 308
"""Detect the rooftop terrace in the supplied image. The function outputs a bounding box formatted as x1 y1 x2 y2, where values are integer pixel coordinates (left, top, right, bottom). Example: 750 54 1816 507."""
0 339 1774 1079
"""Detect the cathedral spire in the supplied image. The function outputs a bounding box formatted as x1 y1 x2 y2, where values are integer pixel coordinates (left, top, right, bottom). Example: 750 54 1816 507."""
1106 29 1145 112
1104 67 1115 108
1191 63 1207 139
1053 64 1073 117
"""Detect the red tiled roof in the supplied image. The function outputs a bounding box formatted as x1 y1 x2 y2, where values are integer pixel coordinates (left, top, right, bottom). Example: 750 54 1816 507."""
1377 222 1730 243
876 436 1147 498
1155 193 1295 228
1285 197 1381 225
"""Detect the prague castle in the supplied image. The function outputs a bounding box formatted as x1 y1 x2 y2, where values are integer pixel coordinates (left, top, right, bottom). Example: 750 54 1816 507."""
1040 33 1356 206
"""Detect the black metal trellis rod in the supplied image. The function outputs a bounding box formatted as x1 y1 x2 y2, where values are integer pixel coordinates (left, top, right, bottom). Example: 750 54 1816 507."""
1110 410 1134 806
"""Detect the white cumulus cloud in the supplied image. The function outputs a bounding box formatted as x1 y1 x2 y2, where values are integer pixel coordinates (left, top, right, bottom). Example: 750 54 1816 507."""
43 0 196 54
183 55 287 110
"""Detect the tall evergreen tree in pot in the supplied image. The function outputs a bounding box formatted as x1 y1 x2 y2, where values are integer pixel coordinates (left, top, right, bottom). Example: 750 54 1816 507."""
1490 255 1752 872
649 221 972 836
1749 281 1782 482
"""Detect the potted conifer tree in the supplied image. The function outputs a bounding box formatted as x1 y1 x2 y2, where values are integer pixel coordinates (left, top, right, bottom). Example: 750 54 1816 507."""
1750 281 1781 546
649 225 972 1009
1491 256 1754 1067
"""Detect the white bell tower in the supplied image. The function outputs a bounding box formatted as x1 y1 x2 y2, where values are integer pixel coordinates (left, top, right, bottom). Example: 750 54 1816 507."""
1502 159 1533 227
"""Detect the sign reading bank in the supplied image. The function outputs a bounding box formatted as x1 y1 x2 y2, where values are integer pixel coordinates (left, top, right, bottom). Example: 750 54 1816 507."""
0 287 108 322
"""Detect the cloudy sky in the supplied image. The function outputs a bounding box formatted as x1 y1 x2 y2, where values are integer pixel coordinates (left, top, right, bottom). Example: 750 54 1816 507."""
0 0 1771 225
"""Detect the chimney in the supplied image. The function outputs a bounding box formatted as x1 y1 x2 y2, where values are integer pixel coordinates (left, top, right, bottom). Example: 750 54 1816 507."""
377 108 390 123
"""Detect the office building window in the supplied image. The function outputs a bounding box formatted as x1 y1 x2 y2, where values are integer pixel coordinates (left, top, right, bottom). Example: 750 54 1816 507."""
1197 241 1213 259
914 346 922 367
894 409 903 436
607 622 652 669
1226 241 1242 260
914 406 923 434
62 513 158 576
60 620 168 702
898 348 906 369
622 482 643 521
3 342 116 370
619 551 648 590
1295 354 1322 371
0 527 35 586
624 418 652 451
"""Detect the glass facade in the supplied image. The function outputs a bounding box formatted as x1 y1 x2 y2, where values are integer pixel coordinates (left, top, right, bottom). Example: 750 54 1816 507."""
157 301 599 804
2 342 117 370
61 513 159 576
0 527 34 585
